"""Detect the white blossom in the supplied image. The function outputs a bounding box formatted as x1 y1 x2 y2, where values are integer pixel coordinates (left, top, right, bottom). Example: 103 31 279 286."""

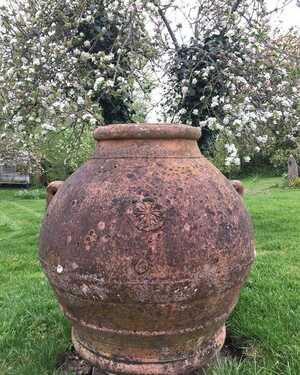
94 77 105 91
76 96 84 105
42 123 55 132
33 58 40 65
211 96 219 108
182 86 189 96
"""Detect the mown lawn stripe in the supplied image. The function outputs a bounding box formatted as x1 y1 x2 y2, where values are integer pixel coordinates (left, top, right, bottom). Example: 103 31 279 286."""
7 201 43 220
0 211 22 232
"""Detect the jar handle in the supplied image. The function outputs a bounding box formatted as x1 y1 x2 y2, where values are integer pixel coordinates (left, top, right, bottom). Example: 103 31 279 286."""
230 180 244 197
46 181 64 208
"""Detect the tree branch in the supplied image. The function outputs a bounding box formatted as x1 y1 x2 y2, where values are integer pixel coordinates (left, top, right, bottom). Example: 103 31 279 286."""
151 0 179 50
231 0 243 13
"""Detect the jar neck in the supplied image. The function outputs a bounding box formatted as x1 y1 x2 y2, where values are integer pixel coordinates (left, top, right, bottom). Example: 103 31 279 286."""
92 139 201 159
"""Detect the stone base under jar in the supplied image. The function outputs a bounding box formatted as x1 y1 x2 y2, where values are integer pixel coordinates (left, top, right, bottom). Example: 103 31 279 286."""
72 325 226 375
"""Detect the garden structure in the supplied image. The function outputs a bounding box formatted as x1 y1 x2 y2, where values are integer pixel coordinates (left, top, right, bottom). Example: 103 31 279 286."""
0 162 30 186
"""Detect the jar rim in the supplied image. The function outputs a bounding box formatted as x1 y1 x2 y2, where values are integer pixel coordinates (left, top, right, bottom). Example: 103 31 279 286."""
93 123 201 141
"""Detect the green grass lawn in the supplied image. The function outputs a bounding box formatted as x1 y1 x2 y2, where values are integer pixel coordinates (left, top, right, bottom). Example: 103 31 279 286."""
0 178 299 375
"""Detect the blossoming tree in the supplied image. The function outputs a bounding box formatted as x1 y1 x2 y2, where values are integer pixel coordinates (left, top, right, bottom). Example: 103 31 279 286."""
0 0 154 168
0 0 299 173
152 0 300 170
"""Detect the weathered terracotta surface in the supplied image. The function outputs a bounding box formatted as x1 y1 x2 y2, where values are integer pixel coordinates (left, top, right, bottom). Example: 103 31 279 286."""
39 124 255 375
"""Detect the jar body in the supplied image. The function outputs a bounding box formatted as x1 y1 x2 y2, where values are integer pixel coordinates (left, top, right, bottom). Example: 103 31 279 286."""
39 125 254 375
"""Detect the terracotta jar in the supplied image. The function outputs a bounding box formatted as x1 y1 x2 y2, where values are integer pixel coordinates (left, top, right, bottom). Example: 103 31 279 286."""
39 124 255 375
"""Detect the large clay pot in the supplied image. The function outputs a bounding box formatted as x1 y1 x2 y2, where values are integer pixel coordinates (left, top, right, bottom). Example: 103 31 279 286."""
39 124 255 375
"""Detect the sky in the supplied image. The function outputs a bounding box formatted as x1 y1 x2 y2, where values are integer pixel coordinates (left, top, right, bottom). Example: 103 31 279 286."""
268 0 300 30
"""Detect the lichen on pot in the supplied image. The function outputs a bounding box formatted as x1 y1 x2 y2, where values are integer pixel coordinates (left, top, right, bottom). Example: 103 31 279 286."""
39 123 255 375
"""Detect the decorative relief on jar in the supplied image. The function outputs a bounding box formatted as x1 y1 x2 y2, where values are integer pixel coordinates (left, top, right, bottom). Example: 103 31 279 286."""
134 259 150 275
129 198 165 232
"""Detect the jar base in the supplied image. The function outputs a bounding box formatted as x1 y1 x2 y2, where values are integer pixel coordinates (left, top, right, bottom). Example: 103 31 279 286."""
72 325 226 375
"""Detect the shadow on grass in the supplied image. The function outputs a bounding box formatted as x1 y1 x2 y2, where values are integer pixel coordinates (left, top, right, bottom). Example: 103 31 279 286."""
55 332 256 375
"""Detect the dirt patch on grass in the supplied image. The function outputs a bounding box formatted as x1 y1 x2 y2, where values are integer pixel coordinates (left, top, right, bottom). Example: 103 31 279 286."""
221 333 250 361
56 347 104 375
